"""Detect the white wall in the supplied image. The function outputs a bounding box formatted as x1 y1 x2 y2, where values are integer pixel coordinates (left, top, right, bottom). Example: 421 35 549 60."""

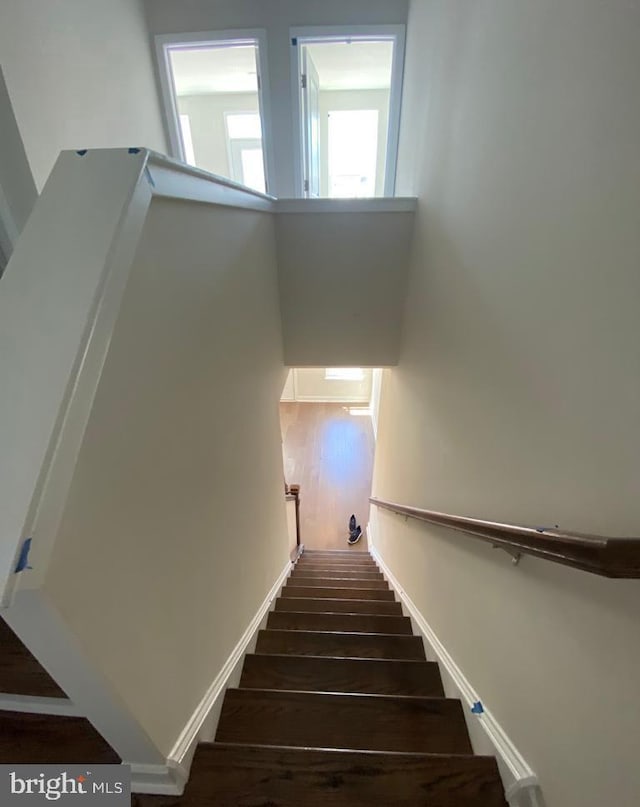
178 92 259 178
144 0 409 196
319 89 390 197
42 195 289 756
281 368 373 402
276 208 415 366
0 0 167 190
375 2 640 806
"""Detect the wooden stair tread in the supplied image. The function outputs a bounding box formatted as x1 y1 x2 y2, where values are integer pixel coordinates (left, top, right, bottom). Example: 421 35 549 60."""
0 620 67 698
281 586 395 601
131 744 506 807
275 597 403 615
216 688 472 754
240 654 445 697
126 547 503 806
0 711 119 764
267 611 412 635
197 744 506 807
256 629 426 660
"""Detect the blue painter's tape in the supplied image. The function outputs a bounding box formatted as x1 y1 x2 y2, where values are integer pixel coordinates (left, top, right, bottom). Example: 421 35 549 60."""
76 149 88 156
128 147 141 154
291 37 298 46
144 166 156 188
471 701 484 715
15 538 33 573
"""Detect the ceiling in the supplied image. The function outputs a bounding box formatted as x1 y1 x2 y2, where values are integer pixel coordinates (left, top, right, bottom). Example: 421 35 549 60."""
170 39 394 96
170 45 259 95
304 41 394 91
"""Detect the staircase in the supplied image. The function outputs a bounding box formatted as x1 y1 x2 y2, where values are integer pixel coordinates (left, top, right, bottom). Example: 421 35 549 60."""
0 619 118 764
135 549 507 806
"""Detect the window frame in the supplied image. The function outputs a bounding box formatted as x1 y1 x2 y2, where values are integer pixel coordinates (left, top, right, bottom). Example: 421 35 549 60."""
154 29 277 195
289 24 406 198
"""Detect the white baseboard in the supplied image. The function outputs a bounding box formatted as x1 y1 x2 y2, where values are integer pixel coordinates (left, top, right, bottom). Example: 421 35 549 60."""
128 762 187 796
165 557 293 776
369 529 544 807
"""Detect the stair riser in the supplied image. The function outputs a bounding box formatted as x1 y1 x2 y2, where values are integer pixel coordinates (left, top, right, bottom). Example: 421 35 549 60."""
240 655 445 697
275 597 403 615
0 712 119 764
267 612 412 635
281 587 395 601
287 578 389 590
255 630 426 660
0 621 66 699
216 690 472 754
299 560 375 567
292 569 383 579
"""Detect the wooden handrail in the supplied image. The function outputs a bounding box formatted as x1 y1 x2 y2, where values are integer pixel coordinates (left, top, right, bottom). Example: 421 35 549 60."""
369 497 640 578
285 484 301 547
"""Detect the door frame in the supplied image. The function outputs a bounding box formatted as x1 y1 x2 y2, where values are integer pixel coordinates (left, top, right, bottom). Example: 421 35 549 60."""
289 24 406 199
154 29 277 195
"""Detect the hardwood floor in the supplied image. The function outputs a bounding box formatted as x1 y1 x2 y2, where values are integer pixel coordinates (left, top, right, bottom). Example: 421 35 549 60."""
280 402 375 551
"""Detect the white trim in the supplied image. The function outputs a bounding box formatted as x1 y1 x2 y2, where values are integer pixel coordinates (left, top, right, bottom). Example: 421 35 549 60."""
153 29 277 196
370 368 384 438
275 196 416 214
289 25 407 199
0 694 80 716
0 149 152 604
167 557 292 769
128 762 187 797
147 151 275 211
368 526 542 807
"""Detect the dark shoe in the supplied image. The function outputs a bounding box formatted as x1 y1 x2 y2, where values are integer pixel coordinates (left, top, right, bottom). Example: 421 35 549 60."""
349 514 356 532
348 525 362 545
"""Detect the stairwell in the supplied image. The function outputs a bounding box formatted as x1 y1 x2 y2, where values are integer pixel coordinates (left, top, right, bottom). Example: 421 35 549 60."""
133 549 508 806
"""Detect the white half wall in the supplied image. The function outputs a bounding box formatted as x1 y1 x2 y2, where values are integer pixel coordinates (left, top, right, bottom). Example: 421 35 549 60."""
38 195 289 758
0 0 167 190
276 205 415 366
376 2 640 806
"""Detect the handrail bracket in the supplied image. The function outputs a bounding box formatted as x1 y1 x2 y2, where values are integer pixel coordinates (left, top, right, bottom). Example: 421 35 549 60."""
492 544 522 566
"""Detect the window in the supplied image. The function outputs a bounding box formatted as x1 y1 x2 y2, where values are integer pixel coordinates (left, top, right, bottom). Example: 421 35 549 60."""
291 26 406 198
155 30 273 194
225 113 266 192
325 368 365 381
328 110 378 198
